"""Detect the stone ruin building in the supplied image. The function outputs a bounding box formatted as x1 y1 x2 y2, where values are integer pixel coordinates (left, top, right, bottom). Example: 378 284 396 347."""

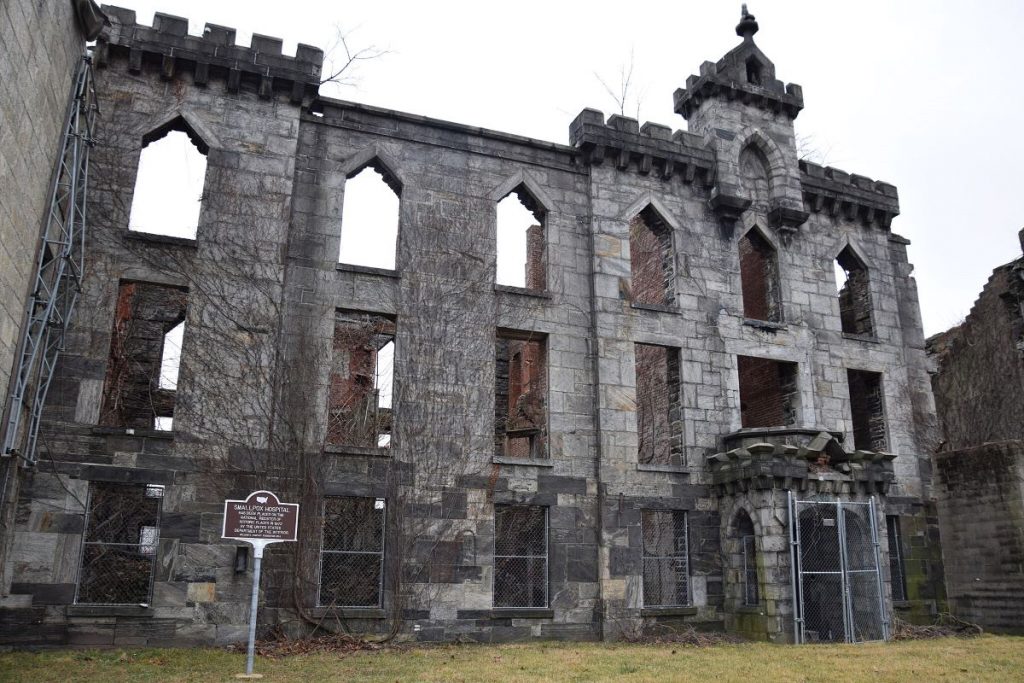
927 231 1024 632
0 4 947 646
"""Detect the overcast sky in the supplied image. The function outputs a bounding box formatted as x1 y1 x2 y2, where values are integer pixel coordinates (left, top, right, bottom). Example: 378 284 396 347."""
115 0 1024 336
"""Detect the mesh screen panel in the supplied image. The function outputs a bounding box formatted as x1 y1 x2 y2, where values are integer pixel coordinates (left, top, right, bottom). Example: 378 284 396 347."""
493 506 547 608
319 497 385 607
641 510 689 606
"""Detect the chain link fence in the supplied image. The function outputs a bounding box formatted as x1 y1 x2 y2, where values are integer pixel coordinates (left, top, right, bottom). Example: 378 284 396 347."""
493 506 547 608
790 495 888 643
76 482 162 605
319 497 385 607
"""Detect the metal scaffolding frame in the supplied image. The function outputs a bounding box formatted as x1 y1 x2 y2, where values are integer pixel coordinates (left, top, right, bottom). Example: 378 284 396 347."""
2 54 96 465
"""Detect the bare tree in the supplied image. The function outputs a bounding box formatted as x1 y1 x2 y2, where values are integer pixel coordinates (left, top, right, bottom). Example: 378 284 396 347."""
594 48 646 121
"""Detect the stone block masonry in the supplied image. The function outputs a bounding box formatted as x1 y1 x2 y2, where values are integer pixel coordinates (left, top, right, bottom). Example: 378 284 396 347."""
0 6 943 646
935 442 1024 631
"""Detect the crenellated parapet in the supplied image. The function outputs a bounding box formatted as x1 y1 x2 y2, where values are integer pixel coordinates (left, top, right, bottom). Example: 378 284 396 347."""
568 108 715 184
95 5 324 104
799 160 900 229
707 428 896 496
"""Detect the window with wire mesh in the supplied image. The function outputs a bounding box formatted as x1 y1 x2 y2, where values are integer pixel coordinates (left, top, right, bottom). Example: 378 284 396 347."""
319 497 385 607
742 534 759 605
76 482 163 605
642 509 689 607
493 505 547 608
735 509 758 606
886 515 907 602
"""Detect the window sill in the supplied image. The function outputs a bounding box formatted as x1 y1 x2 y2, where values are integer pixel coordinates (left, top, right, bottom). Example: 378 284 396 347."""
494 284 552 299
742 318 787 332
735 605 762 614
491 608 554 619
493 456 554 467
637 463 689 475
323 444 392 458
842 332 879 344
893 600 912 610
309 607 385 620
123 230 198 248
641 606 697 617
630 301 680 314
67 604 152 617
90 426 174 439
336 263 400 279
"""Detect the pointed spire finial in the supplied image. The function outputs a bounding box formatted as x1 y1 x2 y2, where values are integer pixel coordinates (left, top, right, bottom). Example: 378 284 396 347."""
736 4 759 40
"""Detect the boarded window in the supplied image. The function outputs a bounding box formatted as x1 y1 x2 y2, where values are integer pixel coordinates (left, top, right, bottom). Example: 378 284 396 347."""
128 121 208 239
634 343 682 466
327 311 395 448
629 207 674 306
319 497 385 607
495 333 547 459
339 162 400 270
886 515 907 602
76 482 163 605
737 355 799 428
642 509 689 607
497 186 546 291
848 369 886 451
493 505 547 608
835 247 874 336
739 228 781 322
100 282 187 430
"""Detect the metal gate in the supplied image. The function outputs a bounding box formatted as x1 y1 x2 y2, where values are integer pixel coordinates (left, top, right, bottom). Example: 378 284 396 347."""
788 493 889 643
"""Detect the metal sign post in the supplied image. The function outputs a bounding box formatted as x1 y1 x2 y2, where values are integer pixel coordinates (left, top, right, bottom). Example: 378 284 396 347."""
222 490 300 679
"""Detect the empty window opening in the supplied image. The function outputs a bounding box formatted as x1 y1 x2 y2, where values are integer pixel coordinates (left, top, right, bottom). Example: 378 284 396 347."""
739 228 781 322
847 369 886 451
493 505 547 608
746 56 762 85
497 187 546 290
886 515 907 602
835 247 874 336
100 282 188 431
319 497 385 607
495 334 547 459
629 207 674 306
128 126 207 239
634 343 682 466
737 355 799 428
642 509 689 607
76 482 163 605
339 164 400 270
328 311 395 448
734 510 759 606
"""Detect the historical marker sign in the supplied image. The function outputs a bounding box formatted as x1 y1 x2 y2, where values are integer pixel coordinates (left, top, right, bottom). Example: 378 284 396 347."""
222 490 299 543
222 490 299 679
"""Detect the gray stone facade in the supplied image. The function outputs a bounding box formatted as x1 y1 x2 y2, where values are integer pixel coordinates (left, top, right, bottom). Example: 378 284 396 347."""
0 6 944 646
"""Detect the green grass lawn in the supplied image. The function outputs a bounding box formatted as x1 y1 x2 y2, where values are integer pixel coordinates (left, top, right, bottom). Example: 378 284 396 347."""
1 636 1022 682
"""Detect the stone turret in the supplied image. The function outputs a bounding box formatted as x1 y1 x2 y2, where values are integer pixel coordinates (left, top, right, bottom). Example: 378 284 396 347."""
675 6 808 234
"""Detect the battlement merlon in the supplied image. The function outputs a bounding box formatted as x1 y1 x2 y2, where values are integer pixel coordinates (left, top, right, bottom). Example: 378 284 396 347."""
95 6 324 104
673 61 804 121
568 108 715 183
799 160 900 229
